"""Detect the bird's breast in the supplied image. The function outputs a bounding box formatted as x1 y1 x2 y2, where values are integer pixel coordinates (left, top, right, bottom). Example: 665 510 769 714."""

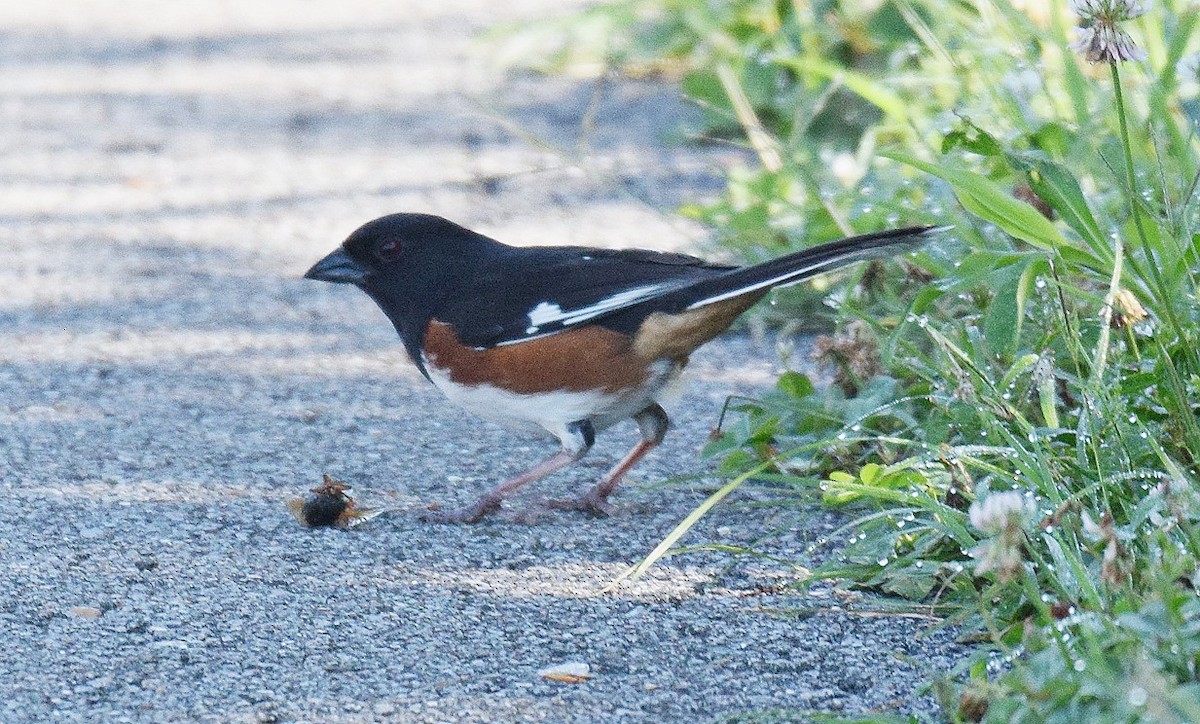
420 320 680 439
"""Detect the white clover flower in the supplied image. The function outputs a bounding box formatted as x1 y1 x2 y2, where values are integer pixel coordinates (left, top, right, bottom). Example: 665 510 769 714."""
969 491 1035 536
1070 0 1150 22
1072 25 1148 63
970 536 1026 581
1070 0 1150 64
968 491 1035 582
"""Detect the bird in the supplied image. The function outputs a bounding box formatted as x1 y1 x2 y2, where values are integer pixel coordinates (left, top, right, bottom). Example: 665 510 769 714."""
305 213 940 523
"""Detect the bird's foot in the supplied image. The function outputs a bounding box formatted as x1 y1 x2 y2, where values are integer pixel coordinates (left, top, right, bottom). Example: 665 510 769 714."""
418 496 501 524
545 490 618 518
503 505 552 525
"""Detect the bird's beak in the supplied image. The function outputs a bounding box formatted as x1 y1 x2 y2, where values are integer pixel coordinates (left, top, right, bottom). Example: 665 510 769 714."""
305 248 368 284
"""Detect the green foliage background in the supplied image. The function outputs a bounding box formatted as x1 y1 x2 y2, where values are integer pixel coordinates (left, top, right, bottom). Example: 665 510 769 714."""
501 1 1200 721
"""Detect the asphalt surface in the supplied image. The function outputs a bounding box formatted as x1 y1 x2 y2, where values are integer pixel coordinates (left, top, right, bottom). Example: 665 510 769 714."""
0 2 964 721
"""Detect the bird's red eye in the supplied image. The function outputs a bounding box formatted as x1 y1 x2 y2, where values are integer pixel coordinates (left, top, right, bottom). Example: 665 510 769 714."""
376 239 402 261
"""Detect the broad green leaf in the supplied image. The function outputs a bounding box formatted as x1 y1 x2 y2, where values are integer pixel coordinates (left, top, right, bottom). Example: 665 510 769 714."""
942 117 1004 158
1013 155 1112 265
860 462 882 485
776 370 815 399
1029 121 1073 160
886 152 1067 251
982 262 1024 357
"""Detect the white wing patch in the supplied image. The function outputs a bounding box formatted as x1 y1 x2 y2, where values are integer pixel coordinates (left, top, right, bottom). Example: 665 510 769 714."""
526 301 564 333
515 283 669 341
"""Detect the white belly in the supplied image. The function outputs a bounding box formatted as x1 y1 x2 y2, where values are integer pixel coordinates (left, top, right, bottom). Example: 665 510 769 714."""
422 357 680 445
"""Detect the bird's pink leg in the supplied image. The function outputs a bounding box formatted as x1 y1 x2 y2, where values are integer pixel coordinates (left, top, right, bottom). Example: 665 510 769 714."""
547 404 669 517
547 439 660 517
420 420 595 524
420 449 584 523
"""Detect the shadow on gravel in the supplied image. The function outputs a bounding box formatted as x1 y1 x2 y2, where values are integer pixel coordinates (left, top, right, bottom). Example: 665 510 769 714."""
0 27 402 66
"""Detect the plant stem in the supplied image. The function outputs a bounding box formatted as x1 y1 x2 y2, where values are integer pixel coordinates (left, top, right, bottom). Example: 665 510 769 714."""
1091 228 1123 387
716 61 782 173
1111 62 1181 337
1111 63 1146 252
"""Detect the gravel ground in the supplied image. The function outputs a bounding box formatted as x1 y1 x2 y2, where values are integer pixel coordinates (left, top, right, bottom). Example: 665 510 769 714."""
0 2 964 722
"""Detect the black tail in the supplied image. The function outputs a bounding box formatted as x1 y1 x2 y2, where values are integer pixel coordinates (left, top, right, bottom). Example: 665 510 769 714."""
670 225 942 311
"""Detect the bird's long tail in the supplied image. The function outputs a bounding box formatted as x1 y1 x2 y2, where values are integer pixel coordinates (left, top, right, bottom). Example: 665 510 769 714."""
675 225 943 311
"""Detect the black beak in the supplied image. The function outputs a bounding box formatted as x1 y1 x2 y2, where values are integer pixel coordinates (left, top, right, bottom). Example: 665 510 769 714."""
305 248 368 284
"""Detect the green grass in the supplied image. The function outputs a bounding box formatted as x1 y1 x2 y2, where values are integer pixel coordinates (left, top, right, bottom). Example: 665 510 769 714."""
500 0 1200 720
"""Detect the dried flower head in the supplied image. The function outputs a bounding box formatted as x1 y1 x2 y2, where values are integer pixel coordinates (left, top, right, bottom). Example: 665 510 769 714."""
1111 288 1148 328
968 491 1035 582
811 320 883 397
1070 0 1150 63
1080 510 1132 585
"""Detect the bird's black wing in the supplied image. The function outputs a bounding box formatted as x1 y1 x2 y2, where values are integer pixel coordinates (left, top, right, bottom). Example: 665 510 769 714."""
440 226 940 350
438 246 733 349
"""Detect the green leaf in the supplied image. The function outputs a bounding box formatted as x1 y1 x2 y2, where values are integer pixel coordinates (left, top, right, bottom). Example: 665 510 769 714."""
774 55 909 122
860 462 882 485
885 152 1067 251
879 566 939 600
1000 353 1041 391
777 370 815 399
1029 121 1073 159
910 284 946 314
1036 359 1060 429
982 263 1024 357
942 118 1004 158
1013 155 1112 266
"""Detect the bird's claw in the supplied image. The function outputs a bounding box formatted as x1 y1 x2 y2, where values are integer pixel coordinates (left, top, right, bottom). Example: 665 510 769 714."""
545 492 617 518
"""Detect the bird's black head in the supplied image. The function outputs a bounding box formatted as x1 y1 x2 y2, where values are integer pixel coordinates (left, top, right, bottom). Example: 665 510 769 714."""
304 213 492 286
305 213 501 369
